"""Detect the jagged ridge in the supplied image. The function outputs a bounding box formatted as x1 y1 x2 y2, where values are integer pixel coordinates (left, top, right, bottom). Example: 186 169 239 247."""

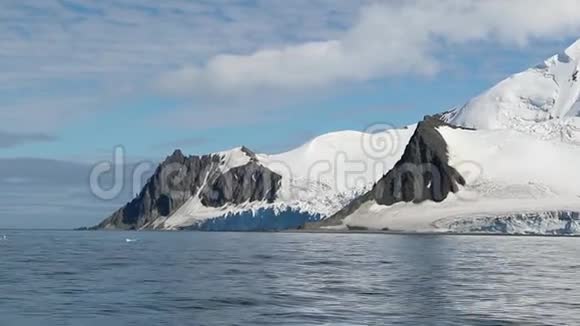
93 147 282 230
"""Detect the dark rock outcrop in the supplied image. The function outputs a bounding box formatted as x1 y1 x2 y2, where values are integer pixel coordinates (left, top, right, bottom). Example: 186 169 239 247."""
373 117 465 205
200 162 281 207
310 116 466 228
92 147 282 230
92 149 220 230
240 146 257 160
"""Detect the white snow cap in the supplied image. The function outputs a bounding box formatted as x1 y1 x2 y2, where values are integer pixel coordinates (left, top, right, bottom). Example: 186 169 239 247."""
443 38 580 131
565 38 580 60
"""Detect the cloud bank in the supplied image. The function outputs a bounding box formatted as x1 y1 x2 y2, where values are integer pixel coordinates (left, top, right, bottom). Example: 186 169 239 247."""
0 0 367 132
0 131 57 148
160 0 580 94
3 0 580 136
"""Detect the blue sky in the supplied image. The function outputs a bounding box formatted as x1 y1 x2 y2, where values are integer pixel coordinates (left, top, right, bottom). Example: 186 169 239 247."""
1 0 580 227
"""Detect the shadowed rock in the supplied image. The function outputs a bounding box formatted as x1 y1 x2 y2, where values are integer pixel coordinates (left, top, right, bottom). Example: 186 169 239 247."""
92 147 282 230
309 116 466 229
200 162 281 207
373 117 465 205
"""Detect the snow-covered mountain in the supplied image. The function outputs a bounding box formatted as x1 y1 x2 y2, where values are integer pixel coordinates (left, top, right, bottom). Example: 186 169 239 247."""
317 39 580 235
442 39 580 135
96 38 580 234
95 128 414 230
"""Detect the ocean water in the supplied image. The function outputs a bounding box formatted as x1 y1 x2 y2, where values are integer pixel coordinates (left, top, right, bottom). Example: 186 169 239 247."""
1 231 579 326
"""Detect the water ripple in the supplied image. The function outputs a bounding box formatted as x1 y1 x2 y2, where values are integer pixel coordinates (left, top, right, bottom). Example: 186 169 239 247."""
0 231 579 325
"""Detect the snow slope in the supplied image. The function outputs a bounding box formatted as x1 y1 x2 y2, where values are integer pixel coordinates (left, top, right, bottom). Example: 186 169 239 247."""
443 39 580 133
217 147 253 173
322 39 580 235
159 127 415 229
337 125 580 234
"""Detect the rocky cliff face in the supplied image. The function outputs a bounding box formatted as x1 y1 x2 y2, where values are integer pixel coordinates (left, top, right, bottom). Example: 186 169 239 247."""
93 147 282 230
200 162 281 207
372 117 465 205
312 117 466 228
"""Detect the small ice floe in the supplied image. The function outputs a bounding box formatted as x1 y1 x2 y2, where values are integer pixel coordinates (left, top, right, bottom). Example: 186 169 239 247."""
125 238 138 243
0 235 6 241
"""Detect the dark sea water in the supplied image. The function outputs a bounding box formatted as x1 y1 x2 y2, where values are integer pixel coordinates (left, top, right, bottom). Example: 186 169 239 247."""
1 231 579 326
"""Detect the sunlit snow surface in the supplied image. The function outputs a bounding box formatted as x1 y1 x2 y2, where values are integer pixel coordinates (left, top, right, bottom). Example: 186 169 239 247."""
443 39 580 132
339 126 580 234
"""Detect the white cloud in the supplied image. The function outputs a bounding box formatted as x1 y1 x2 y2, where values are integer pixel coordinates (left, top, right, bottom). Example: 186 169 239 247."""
0 0 363 85
160 0 580 94
0 0 369 131
3 0 580 133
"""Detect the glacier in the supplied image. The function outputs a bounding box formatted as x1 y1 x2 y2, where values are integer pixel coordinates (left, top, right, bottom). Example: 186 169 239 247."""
181 207 322 231
434 211 580 235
